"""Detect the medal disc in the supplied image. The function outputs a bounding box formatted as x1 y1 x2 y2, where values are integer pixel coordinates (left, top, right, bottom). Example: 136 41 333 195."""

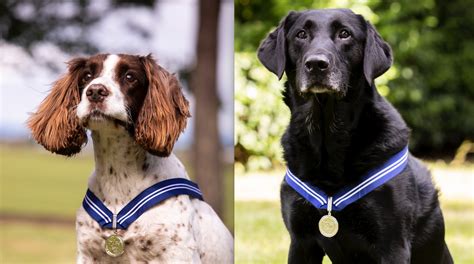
318 214 339 238
105 234 125 257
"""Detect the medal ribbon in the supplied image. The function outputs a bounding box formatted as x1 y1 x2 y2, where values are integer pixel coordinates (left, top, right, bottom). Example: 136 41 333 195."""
285 146 409 211
82 178 203 229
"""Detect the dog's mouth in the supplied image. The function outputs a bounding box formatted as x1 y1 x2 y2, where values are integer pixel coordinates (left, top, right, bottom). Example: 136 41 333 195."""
299 76 348 99
82 110 130 128
298 66 347 97
302 85 337 94
300 81 343 96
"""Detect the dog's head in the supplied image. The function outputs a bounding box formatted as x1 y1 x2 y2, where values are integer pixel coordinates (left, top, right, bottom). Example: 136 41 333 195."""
258 9 392 97
28 54 190 157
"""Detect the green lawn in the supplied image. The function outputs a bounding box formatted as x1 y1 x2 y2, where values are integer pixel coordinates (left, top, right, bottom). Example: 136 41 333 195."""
235 200 474 264
1 145 472 263
0 145 233 263
0 222 76 263
0 145 93 217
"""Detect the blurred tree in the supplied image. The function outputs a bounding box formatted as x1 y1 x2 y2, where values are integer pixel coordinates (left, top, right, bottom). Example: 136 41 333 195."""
235 0 474 170
235 53 290 171
0 0 154 54
235 0 325 52
0 0 96 53
373 0 474 156
192 0 223 216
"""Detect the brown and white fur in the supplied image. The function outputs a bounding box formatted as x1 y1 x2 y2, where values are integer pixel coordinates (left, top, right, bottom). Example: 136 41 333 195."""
28 54 233 263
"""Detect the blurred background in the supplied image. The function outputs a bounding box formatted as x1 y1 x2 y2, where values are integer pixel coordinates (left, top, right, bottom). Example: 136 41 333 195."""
234 0 473 263
0 0 233 263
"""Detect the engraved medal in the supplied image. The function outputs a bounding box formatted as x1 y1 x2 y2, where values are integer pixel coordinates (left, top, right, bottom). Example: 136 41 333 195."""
318 196 339 238
105 214 124 257
105 234 124 257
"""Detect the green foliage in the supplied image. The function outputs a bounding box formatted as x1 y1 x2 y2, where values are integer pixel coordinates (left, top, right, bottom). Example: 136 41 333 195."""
373 0 474 153
235 0 329 52
235 0 474 170
235 53 290 170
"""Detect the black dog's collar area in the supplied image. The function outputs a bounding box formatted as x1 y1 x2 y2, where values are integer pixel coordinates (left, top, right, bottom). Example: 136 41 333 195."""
284 145 409 212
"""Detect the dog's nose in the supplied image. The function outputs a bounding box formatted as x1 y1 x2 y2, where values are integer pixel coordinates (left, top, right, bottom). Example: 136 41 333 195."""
304 54 330 73
86 84 109 103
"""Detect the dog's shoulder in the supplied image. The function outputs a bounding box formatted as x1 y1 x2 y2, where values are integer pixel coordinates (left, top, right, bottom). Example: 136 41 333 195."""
153 153 190 180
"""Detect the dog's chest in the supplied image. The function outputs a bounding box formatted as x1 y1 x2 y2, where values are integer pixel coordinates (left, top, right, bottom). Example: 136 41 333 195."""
76 195 200 262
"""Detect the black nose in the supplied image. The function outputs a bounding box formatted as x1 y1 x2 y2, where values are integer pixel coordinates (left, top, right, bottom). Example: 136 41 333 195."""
86 84 109 103
304 54 330 73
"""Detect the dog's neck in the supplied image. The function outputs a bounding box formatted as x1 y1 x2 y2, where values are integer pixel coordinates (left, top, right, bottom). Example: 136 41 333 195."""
87 124 187 212
284 79 409 192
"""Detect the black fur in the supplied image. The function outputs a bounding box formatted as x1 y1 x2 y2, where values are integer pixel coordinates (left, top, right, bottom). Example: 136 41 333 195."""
258 9 453 263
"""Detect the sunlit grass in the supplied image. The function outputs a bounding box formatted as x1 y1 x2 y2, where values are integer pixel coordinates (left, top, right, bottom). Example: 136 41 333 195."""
235 201 290 263
442 200 474 264
235 200 474 264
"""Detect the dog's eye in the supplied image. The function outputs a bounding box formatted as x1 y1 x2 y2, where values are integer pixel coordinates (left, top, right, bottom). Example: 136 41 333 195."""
125 73 136 83
296 30 308 39
338 29 351 39
82 72 92 82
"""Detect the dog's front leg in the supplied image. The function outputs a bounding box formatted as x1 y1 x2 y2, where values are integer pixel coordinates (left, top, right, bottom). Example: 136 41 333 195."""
288 237 324 264
377 241 411 264
76 251 86 264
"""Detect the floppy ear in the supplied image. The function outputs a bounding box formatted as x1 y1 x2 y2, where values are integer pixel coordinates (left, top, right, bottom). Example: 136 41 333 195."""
27 58 88 156
258 11 298 80
135 55 190 157
363 21 393 85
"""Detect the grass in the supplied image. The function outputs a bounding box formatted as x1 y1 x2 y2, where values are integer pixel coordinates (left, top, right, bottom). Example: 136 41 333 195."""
235 201 290 263
0 144 233 263
1 145 472 263
235 200 474 264
0 222 76 263
0 145 93 217
443 200 474 264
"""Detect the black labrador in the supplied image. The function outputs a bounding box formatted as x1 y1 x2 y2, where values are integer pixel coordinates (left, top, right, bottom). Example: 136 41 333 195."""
258 9 453 264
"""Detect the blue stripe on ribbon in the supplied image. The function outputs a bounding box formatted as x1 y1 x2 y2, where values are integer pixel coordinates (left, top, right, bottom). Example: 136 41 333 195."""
285 146 409 211
285 170 327 207
82 190 113 225
82 178 203 229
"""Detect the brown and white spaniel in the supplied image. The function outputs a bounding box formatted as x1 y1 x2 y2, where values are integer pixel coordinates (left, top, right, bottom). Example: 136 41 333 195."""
28 54 233 263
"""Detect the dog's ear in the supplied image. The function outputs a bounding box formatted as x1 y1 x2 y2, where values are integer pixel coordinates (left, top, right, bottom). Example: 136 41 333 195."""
258 11 299 80
135 54 190 157
27 58 88 156
363 21 393 85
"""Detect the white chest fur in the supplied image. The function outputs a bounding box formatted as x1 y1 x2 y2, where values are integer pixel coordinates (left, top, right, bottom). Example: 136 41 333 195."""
75 127 233 263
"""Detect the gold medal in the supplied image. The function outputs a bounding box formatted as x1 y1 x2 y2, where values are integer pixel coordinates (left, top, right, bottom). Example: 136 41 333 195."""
318 196 339 238
105 234 125 257
319 214 339 237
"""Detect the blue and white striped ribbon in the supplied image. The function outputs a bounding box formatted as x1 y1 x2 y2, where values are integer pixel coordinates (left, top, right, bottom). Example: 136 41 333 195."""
285 146 409 211
82 178 203 229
